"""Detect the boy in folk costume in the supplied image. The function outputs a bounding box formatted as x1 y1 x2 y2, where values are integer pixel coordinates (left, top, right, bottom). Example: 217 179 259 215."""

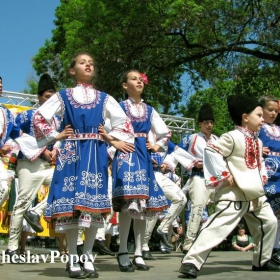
0 76 16 208
5 74 59 263
164 103 217 254
142 138 187 260
179 95 280 278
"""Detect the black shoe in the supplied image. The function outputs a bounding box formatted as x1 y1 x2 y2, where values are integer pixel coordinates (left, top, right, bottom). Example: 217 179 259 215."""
82 263 99 278
116 252 135 272
132 256 149 271
182 249 188 255
94 239 115 256
252 260 280 271
272 249 280 265
23 210 43 233
272 248 280 254
66 262 87 279
153 230 173 249
142 250 157 260
5 249 25 264
179 263 198 278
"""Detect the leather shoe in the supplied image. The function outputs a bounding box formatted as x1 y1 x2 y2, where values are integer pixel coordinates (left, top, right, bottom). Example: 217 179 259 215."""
179 263 198 278
82 262 99 278
66 261 87 278
252 260 280 271
272 249 280 265
132 255 149 271
94 239 115 256
23 210 43 233
142 250 157 260
5 249 25 264
154 230 173 249
117 252 135 272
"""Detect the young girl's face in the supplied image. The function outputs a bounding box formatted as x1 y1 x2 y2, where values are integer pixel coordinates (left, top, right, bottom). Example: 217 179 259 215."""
69 54 94 83
122 71 144 98
245 106 264 132
263 100 279 124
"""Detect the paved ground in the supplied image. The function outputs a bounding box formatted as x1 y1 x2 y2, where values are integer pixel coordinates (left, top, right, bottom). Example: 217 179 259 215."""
0 246 280 279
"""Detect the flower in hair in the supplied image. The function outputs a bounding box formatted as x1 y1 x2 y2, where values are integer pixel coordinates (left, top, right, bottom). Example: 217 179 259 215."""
140 73 148 85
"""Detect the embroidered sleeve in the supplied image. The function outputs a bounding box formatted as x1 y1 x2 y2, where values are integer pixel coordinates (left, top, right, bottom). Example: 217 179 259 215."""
203 133 233 189
33 94 61 148
15 133 47 161
104 95 134 143
172 146 200 170
34 112 59 148
151 108 171 150
163 153 177 172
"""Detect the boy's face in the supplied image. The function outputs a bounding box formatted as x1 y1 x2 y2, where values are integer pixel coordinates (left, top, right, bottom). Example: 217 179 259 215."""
199 120 214 135
244 106 264 132
38 90 55 106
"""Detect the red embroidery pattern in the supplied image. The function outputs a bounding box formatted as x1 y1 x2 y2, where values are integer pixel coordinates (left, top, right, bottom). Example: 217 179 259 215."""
33 112 54 139
244 135 261 170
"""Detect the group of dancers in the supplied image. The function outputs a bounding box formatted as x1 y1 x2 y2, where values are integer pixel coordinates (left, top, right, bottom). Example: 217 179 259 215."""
0 51 280 279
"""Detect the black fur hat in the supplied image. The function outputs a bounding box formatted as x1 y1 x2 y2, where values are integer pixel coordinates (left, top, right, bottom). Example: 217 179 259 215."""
38 73 56 96
198 103 215 122
227 95 261 125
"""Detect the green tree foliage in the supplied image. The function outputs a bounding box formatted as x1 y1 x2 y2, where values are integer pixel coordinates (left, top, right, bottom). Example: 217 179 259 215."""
180 58 280 136
33 0 280 114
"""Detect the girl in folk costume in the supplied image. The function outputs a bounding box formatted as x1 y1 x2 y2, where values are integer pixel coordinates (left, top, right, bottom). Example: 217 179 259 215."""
258 95 280 254
33 52 134 279
108 70 171 272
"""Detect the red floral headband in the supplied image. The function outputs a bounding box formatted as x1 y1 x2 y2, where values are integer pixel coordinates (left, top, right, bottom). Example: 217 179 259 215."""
140 73 148 85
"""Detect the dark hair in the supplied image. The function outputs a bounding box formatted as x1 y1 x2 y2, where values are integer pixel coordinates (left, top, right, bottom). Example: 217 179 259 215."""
0 76 2 81
258 95 279 108
121 69 140 83
38 89 56 96
236 223 245 231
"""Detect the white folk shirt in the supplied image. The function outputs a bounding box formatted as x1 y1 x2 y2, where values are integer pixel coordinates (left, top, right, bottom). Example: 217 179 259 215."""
203 126 267 202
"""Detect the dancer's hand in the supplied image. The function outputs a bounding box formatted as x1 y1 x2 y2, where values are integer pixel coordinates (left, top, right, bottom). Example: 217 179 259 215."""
56 125 74 140
43 149 53 162
0 144 11 155
263 147 270 156
111 140 135 153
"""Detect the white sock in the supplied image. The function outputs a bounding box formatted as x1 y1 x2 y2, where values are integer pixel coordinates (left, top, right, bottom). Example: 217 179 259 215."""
118 212 131 265
134 219 146 265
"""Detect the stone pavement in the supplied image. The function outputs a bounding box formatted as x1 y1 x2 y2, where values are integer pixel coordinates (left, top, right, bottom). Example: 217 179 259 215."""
0 247 280 280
